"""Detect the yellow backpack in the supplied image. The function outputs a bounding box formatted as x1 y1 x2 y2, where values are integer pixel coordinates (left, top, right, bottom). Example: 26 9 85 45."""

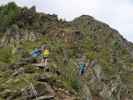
43 49 49 57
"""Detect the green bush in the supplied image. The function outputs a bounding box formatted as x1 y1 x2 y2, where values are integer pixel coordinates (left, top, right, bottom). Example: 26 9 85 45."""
112 40 121 49
85 51 96 61
0 2 20 32
0 47 12 63
70 78 80 92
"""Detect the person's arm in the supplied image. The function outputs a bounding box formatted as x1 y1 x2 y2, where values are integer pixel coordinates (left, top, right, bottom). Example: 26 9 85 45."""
90 60 97 68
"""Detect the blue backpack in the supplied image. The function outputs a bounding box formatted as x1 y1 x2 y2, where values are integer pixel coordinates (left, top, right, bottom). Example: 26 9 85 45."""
31 48 41 57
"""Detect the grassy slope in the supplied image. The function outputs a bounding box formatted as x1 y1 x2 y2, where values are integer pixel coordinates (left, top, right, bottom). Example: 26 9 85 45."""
0 3 133 100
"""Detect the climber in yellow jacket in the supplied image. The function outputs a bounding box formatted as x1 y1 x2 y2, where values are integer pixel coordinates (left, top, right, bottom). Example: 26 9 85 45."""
41 45 49 67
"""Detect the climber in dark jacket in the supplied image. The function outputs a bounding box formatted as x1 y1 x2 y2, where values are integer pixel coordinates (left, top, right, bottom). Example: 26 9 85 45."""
79 63 86 76
77 55 86 76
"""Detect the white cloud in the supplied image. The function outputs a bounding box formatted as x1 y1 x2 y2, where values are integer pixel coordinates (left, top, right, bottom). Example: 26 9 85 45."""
92 0 133 42
0 0 133 42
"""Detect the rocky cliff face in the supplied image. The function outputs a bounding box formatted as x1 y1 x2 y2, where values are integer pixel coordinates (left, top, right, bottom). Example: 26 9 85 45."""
0 2 133 100
1 29 42 47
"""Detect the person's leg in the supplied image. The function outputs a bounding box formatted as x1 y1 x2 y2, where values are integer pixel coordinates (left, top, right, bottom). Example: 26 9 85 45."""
79 68 82 76
79 67 84 76
81 69 84 75
41 57 44 66
44 58 48 67
32 57 37 63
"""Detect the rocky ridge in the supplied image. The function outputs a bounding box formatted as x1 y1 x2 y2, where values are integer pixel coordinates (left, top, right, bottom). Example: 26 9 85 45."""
0 2 133 100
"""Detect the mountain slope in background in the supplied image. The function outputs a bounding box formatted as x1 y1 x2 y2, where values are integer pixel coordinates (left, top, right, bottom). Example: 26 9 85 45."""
0 2 133 100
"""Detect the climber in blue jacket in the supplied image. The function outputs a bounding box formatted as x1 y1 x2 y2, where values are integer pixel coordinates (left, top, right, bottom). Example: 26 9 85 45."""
31 48 41 58
31 47 42 63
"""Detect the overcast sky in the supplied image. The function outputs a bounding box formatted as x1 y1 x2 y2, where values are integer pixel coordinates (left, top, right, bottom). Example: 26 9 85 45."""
0 0 133 42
